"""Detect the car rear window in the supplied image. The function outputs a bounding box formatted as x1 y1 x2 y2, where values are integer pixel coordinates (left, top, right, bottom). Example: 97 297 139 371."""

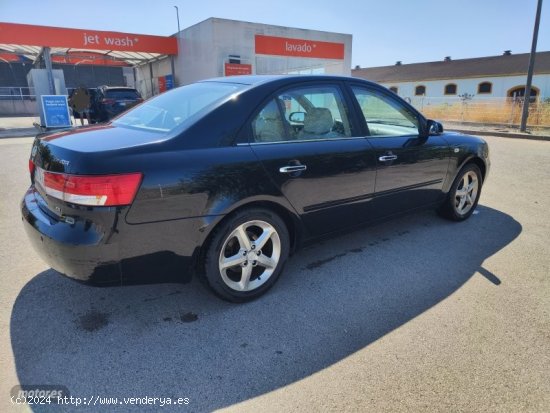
113 82 244 133
105 89 141 100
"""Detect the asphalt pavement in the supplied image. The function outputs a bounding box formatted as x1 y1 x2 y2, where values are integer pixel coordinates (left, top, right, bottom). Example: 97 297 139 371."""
0 135 548 412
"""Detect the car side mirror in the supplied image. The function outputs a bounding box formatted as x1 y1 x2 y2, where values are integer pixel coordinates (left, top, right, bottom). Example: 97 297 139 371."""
289 111 305 123
427 119 444 135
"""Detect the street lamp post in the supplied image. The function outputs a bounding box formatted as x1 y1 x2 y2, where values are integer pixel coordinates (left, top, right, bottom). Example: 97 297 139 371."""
520 0 543 132
174 6 181 34
172 6 181 88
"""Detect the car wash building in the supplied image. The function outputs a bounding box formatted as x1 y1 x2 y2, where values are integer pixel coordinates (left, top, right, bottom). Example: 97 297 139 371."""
133 17 351 97
148 18 351 86
0 22 178 119
0 18 352 117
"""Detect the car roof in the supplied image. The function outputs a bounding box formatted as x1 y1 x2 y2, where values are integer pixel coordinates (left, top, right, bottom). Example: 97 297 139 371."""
200 74 378 88
98 86 139 91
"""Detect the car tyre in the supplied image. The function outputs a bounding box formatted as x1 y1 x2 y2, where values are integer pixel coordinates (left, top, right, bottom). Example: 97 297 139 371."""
203 208 290 302
438 163 483 221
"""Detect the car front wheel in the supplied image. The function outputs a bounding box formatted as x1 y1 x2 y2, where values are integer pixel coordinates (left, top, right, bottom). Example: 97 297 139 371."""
439 163 483 221
203 208 290 302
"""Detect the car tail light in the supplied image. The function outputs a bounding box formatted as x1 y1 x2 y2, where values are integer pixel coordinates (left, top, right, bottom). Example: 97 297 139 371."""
29 159 35 175
101 98 116 105
35 167 142 206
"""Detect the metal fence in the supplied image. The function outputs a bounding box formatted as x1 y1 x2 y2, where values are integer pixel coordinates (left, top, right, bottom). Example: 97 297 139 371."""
408 96 550 127
2 85 550 128
0 87 87 116
0 86 93 100
0 87 35 100
0 87 37 115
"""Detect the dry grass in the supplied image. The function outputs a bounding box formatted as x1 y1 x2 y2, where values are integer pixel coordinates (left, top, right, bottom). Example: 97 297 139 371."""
419 100 550 126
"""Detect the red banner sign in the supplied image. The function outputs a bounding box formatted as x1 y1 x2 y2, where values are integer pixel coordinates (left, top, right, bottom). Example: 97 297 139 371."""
0 22 178 55
255 35 344 60
158 76 167 93
51 51 129 66
0 52 22 62
224 63 252 76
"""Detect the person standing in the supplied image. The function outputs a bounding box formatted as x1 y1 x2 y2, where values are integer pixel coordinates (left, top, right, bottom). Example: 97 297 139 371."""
69 87 91 126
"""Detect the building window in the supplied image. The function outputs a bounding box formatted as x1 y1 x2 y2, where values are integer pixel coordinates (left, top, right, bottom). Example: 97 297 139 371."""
478 82 492 94
507 86 539 100
444 83 457 95
415 85 426 96
389 86 398 94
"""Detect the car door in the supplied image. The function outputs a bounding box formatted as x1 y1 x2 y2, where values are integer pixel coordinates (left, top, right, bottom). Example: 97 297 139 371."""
247 82 377 238
349 84 451 219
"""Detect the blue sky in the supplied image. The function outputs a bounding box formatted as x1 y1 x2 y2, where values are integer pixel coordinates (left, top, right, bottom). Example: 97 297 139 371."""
1 0 548 67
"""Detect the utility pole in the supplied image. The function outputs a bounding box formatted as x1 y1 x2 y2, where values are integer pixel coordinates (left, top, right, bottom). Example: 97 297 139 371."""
172 5 181 88
520 0 543 132
174 6 181 34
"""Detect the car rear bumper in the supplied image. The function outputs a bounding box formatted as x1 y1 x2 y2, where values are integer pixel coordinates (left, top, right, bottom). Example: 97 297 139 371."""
21 187 207 285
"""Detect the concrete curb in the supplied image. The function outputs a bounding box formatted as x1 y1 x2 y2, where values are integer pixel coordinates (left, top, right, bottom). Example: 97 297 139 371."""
0 128 37 139
449 128 550 142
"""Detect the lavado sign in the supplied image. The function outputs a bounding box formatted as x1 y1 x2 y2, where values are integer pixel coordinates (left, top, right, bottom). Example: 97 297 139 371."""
0 22 177 55
285 42 313 53
255 35 344 60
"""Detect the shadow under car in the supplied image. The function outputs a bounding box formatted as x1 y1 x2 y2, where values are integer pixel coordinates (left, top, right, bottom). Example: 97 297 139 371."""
11 206 520 412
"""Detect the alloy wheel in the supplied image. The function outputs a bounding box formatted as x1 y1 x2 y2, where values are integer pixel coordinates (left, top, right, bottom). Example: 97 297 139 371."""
218 220 281 292
454 171 479 215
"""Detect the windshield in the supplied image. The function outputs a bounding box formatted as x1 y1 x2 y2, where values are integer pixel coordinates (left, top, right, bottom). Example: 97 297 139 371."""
113 82 243 133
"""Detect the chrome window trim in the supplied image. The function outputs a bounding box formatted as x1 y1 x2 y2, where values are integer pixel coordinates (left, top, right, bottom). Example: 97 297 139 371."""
237 136 369 146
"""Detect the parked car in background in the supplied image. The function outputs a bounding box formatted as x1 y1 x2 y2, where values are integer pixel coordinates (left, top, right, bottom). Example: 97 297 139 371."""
70 86 142 123
22 75 489 302
92 86 143 122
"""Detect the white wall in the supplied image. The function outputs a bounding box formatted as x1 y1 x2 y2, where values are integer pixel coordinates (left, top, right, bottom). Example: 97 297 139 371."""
134 57 175 98
122 67 135 87
174 19 218 86
383 74 550 100
0 99 37 116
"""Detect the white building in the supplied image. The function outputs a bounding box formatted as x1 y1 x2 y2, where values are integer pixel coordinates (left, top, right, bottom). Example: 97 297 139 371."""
352 51 550 101
136 17 352 97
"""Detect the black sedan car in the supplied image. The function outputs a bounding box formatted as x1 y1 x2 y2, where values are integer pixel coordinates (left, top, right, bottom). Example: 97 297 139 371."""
22 75 489 302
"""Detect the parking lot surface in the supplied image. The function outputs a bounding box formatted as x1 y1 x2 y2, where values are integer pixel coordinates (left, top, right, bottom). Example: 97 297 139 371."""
0 135 549 412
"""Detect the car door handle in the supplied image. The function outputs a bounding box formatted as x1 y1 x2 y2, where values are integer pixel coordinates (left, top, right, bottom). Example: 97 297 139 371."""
279 165 307 173
378 155 398 162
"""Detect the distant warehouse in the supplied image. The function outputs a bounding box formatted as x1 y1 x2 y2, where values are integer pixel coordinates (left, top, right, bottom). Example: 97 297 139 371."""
352 51 550 101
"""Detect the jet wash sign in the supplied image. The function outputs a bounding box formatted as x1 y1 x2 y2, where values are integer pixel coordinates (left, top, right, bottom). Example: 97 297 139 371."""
0 22 177 55
255 35 344 60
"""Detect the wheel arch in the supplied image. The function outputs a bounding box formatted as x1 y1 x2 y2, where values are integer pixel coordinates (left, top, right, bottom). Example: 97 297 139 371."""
438 157 485 221
459 156 487 183
442 154 487 194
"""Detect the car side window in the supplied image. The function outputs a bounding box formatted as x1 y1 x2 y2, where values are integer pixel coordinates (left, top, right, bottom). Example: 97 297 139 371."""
251 85 352 143
352 87 419 137
252 99 286 143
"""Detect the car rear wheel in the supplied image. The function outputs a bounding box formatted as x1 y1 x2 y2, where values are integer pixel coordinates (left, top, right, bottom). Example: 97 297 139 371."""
439 163 482 221
203 208 290 302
